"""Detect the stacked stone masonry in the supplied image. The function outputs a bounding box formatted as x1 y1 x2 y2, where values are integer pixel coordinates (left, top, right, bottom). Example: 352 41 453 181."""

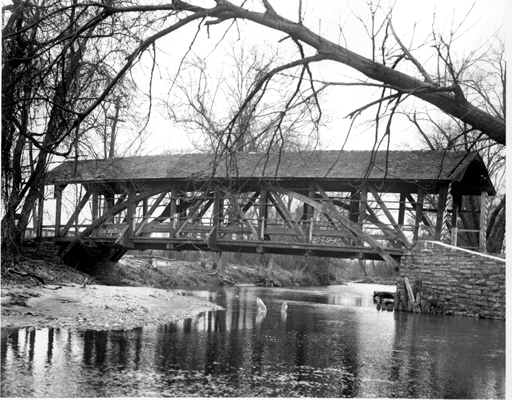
399 241 505 320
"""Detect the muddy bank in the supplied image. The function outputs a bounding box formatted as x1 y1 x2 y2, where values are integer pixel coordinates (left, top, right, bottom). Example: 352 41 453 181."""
1 284 222 331
1 245 393 332
1 248 223 331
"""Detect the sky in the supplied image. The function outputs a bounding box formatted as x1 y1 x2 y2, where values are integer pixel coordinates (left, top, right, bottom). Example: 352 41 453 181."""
123 0 509 156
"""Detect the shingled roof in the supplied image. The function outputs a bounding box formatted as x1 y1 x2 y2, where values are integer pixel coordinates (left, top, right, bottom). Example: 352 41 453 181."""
45 150 495 194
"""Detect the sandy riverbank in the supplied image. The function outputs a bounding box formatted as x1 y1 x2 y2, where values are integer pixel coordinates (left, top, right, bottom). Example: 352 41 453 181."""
1 283 223 331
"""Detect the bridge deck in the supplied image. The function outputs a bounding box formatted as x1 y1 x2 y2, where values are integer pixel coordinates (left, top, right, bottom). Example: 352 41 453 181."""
52 235 405 261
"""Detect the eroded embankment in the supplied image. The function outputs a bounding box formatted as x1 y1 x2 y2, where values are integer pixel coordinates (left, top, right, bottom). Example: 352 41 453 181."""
1 284 222 331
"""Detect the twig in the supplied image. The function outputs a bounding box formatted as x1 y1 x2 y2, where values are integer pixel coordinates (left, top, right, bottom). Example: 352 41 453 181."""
389 19 435 85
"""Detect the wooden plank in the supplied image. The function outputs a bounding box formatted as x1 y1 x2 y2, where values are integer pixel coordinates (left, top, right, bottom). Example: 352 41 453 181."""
141 225 354 239
367 184 411 248
60 190 92 237
268 192 307 242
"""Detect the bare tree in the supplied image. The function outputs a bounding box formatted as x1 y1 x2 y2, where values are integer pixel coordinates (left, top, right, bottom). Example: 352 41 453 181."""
160 1 505 144
2 0 505 255
168 44 324 154
1 1 160 253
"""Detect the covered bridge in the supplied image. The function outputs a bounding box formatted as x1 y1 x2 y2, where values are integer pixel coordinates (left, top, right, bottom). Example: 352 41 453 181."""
42 150 495 269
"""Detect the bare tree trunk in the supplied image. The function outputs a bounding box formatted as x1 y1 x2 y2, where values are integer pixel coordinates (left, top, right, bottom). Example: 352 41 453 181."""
357 259 368 276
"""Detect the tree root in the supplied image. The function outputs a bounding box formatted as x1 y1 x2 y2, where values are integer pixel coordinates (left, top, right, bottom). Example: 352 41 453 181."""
5 268 45 285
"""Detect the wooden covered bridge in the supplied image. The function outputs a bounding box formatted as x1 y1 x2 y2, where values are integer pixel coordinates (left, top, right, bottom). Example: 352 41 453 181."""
41 150 495 270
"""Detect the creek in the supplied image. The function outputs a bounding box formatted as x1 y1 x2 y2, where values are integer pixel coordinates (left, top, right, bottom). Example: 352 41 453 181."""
1 283 505 398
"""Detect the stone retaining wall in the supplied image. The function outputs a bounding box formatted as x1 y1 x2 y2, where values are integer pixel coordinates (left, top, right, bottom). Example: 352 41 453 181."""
398 241 505 320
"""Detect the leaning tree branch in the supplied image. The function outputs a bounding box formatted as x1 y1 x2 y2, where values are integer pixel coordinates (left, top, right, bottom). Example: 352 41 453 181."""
200 0 505 145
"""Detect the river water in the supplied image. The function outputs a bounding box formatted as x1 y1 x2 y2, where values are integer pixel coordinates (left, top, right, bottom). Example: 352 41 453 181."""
1 284 505 398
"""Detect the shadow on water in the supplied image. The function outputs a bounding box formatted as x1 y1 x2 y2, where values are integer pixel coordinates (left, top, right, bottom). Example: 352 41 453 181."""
1 284 505 398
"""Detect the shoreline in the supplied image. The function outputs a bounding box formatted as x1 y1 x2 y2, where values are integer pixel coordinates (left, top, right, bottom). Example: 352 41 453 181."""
1 283 223 331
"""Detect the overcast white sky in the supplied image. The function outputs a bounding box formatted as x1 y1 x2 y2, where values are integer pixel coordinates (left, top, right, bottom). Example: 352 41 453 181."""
120 0 509 155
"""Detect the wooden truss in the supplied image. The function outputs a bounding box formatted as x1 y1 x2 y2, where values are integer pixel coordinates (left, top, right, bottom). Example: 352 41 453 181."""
40 171 491 270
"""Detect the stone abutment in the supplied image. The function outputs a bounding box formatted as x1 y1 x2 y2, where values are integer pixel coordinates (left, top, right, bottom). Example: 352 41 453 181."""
396 241 505 320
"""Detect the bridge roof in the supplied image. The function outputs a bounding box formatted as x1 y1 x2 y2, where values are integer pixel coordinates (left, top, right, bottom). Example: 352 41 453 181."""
46 150 495 195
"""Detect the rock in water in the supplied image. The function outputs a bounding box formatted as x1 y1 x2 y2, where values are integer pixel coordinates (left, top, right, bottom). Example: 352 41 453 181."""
256 297 267 312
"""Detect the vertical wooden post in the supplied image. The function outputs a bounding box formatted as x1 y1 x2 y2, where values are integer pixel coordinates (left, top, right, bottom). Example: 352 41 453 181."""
357 186 367 247
258 188 268 240
142 197 148 224
170 189 177 239
349 190 359 223
479 191 488 252
125 190 135 247
304 183 315 242
435 184 448 240
349 190 359 246
451 191 461 247
358 185 367 227
105 194 115 224
92 192 99 221
36 187 44 238
54 186 63 238
210 188 221 249
398 192 406 227
413 188 424 241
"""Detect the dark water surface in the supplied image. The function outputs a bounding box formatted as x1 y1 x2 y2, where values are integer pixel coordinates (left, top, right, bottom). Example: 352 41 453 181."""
1 284 505 398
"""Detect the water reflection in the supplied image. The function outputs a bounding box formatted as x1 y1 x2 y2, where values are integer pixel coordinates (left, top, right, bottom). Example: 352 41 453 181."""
1 284 505 398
